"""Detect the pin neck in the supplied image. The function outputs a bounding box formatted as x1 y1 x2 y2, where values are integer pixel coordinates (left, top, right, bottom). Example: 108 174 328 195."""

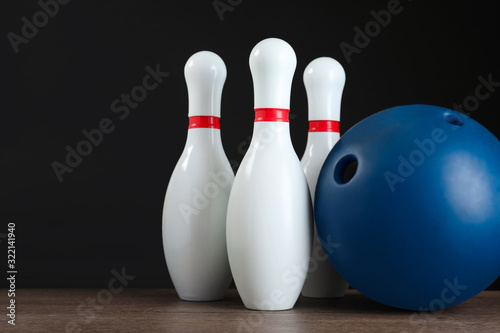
308 120 339 133
185 117 223 147
188 116 220 129
254 108 289 122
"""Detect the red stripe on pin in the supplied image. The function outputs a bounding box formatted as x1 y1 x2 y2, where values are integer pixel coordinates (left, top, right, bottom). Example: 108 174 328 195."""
309 120 340 133
254 108 290 122
188 116 220 129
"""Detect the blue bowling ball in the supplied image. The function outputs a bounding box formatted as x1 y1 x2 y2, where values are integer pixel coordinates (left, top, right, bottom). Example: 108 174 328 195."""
315 104 500 310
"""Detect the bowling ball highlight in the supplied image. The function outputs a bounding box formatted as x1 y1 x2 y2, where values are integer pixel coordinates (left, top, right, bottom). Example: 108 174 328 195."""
315 104 500 310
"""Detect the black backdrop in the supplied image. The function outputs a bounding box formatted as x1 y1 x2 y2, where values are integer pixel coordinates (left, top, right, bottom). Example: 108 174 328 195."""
1 0 499 290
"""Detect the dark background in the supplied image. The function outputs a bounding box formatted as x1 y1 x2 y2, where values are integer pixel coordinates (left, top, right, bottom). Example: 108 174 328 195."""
1 0 499 290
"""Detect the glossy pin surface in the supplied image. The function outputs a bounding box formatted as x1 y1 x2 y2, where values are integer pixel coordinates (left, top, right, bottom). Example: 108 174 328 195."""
162 51 233 301
300 57 349 298
226 38 312 311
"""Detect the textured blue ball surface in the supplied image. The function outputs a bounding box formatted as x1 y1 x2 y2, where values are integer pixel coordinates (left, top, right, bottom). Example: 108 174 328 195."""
315 104 500 310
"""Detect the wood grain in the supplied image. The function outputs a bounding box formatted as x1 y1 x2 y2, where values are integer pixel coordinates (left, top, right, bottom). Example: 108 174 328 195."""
2 289 499 332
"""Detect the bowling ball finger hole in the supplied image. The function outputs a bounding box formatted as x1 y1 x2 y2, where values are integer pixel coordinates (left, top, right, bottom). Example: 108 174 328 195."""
442 113 463 126
334 155 358 184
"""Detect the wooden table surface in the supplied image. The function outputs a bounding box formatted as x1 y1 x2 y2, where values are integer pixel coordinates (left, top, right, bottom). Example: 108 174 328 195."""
2 289 499 332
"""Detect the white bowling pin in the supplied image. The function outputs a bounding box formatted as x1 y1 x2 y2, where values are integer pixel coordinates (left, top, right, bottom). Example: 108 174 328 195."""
300 57 349 298
162 51 234 301
226 38 313 311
